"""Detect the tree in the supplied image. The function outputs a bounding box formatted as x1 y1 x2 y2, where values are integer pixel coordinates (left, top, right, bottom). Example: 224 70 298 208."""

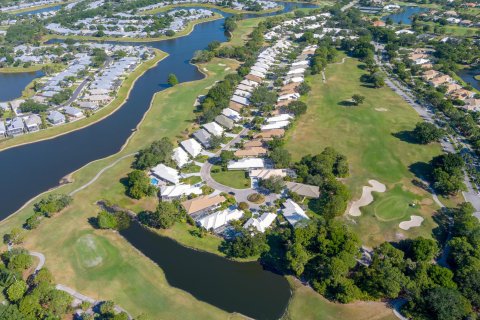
431 153 465 195
270 148 291 168
149 202 179 229
259 175 285 194
422 287 472 320
409 237 439 262
221 228 269 258
219 150 235 167
168 74 178 86
285 101 307 115
6 280 27 302
126 170 156 199
250 85 277 110
134 138 174 169
97 211 118 229
412 122 444 144
351 94 365 106
4 227 25 245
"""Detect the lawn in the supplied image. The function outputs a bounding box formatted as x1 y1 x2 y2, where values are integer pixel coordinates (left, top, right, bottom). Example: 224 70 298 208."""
211 165 251 189
285 54 444 246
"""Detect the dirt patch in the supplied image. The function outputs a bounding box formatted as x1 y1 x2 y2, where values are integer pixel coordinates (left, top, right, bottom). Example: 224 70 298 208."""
375 108 388 112
348 180 386 216
399 215 424 230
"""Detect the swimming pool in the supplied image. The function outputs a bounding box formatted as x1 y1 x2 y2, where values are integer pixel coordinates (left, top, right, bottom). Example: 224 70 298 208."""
150 177 159 185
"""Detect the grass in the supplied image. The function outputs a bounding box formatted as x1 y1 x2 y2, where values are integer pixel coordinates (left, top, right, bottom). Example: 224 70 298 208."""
284 54 445 246
0 65 44 73
285 277 397 320
0 50 167 152
224 17 266 47
181 175 202 185
211 165 251 189
367 184 422 221
0 58 242 319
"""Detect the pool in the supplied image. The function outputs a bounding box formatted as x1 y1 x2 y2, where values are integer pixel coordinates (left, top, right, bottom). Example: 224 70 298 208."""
150 177 159 185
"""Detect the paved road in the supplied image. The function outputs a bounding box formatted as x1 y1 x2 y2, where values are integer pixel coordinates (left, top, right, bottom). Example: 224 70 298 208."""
29 251 45 272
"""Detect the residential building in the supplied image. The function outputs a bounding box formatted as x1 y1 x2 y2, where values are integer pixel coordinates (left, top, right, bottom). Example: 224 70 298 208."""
160 184 202 200
47 110 66 125
222 108 241 122
0 121 5 137
64 106 84 118
7 117 25 136
203 122 224 137
228 158 265 170
282 199 310 226
285 181 320 198
244 212 277 233
151 163 180 185
192 129 212 148
197 207 244 230
24 114 42 132
180 138 202 158
253 129 285 139
215 114 235 130
234 147 268 158
181 195 226 216
172 147 190 168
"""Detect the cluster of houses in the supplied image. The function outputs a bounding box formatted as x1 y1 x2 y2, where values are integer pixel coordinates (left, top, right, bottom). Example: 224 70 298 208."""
419 7 480 28
0 0 63 12
46 8 215 38
137 0 279 13
407 48 479 111
0 43 153 137
146 12 334 236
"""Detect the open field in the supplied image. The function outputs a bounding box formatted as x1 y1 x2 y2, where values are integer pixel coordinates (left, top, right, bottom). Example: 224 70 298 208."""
211 165 251 189
285 54 444 246
224 17 265 47
0 50 167 152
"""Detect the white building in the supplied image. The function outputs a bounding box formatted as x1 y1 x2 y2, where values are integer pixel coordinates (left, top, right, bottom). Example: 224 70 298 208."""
282 199 310 226
160 184 202 200
244 212 277 233
203 122 224 137
197 208 244 230
172 147 190 168
228 158 265 170
180 138 203 158
151 163 180 185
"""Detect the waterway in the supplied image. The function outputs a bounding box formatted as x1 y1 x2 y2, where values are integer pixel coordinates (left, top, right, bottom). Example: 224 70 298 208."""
0 71 43 102
15 4 61 15
0 3 317 319
121 222 291 320
457 67 480 91
382 6 429 25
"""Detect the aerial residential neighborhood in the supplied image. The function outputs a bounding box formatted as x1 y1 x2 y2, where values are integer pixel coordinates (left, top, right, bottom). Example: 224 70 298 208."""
0 0 479 319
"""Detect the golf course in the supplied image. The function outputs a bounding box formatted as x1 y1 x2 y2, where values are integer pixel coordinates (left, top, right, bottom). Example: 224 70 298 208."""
285 54 444 245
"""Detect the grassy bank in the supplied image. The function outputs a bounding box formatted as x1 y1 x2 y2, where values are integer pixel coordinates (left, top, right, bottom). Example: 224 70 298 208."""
285 54 445 246
42 14 223 43
7 0 68 14
0 65 44 73
0 49 167 152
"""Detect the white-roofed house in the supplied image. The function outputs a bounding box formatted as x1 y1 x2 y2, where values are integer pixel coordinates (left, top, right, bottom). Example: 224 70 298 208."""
203 122 224 137
24 114 42 132
228 158 265 170
172 147 190 168
180 138 203 158
266 114 294 123
197 207 244 231
151 163 180 185
47 110 66 125
160 184 202 200
261 121 290 131
282 199 310 227
222 108 241 122
64 106 84 118
0 121 5 137
244 212 277 233
7 117 25 136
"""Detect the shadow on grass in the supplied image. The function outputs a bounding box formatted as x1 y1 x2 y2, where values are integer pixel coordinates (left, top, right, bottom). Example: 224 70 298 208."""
409 161 432 182
392 130 418 144
338 100 356 107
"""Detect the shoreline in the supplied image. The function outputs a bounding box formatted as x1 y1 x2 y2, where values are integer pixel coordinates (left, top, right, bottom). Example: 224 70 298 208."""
42 14 224 43
0 49 168 152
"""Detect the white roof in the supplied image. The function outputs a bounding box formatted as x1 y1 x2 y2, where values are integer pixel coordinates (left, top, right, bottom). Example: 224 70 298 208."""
151 163 180 184
180 138 202 158
240 79 260 87
231 95 249 106
266 114 294 123
160 184 202 198
203 122 224 136
261 121 290 131
282 199 310 226
228 158 265 170
249 70 266 78
222 108 241 122
244 212 277 233
172 147 190 168
198 208 243 230
249 169 287 179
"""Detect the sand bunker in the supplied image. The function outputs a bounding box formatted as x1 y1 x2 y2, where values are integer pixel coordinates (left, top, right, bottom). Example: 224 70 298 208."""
348 180 386 216
399 215 424 230
218 63 226 66
375 108 388 112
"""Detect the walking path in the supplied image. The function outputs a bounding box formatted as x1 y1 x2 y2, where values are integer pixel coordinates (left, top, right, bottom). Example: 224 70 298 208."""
29 251 45 272
69 152 137 196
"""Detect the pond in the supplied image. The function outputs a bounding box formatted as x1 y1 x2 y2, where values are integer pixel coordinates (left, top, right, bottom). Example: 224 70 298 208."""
0 71 43 102
382 6 429 25
457 67 480 92
15 4 61 15
121 222 291 320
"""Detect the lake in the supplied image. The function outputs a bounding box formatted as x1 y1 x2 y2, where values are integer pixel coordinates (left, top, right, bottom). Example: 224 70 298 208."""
0 71 43 102
457 67 480 91
382 6 429 25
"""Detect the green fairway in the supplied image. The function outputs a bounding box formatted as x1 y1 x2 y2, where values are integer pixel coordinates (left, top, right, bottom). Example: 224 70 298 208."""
285 54 443 245
211 165 251 189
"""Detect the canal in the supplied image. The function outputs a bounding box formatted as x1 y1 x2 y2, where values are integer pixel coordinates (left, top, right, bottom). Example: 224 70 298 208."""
0 3 317 319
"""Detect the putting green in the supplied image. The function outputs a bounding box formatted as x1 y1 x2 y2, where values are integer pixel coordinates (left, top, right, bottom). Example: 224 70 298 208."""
370 185 421 221
73 232 117 270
